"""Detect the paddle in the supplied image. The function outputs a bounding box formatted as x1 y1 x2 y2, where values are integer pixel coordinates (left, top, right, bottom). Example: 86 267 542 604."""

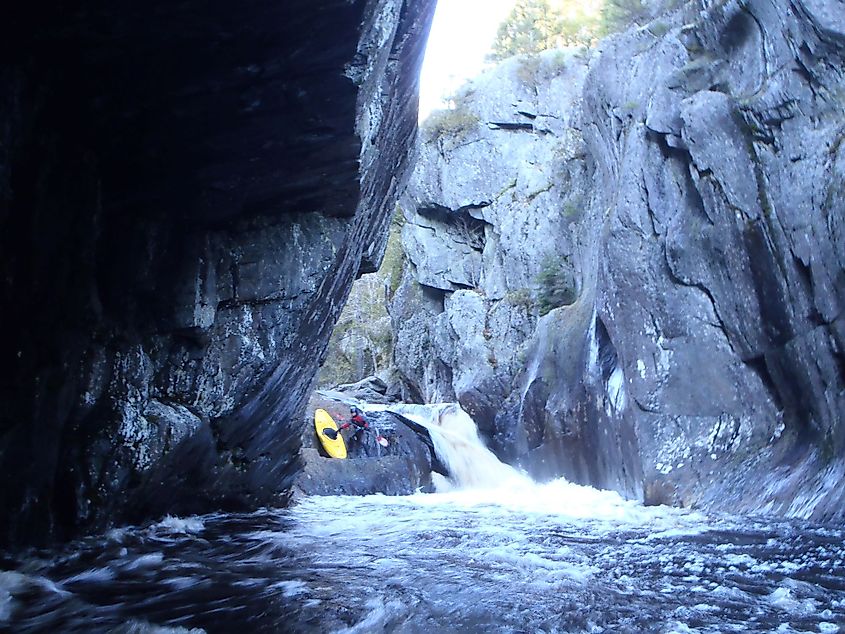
321 427 388 446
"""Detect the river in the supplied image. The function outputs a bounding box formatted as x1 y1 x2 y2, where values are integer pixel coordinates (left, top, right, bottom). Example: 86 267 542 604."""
2 405 844 633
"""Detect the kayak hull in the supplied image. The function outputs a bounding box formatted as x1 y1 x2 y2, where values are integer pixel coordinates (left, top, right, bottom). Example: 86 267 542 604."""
314 408 347 459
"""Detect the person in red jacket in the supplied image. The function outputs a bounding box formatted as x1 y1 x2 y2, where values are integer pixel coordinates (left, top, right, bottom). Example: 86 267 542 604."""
338 406 388 447
338 405 369 443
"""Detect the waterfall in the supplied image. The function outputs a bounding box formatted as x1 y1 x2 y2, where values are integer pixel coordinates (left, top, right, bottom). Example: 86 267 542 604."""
384 403 530 491
378 402 655 522
587 309 627 415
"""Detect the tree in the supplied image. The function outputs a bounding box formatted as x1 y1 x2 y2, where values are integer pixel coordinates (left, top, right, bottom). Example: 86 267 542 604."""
489 0 602 61
535 255 577 315
600 0 650 35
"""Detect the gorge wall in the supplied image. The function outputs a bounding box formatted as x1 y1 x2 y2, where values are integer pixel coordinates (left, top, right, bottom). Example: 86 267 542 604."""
392 0 845 519
0 0 436 546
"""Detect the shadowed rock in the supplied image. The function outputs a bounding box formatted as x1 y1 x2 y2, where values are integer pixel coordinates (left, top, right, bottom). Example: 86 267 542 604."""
293 395 440 497
0 0 436 546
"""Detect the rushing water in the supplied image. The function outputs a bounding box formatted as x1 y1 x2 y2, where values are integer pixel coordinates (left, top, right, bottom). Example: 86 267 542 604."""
2 405 844 633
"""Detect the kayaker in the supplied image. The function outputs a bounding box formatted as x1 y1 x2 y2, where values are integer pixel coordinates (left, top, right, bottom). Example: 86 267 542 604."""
338 405 370 444
338 406 388 448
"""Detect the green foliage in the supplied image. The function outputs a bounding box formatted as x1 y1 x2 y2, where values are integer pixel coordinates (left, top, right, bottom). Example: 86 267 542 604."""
490 0 602 61
513 51 569 87
421 106 480 142
318 274 392 387
320 352 355 389
382 209 406 296
548 50 569 75
535 256 577 315
600 0 651 34
318 214 407 387
506 287 535 311
489 0 663 59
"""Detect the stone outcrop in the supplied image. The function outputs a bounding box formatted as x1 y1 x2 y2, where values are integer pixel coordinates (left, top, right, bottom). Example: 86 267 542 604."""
0 0 436 546
293 395 436 498
393 0 845 519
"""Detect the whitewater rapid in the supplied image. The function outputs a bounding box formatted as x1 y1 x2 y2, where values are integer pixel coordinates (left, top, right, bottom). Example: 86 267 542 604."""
2 403 844 632
370 402 663 522
374 402 531 491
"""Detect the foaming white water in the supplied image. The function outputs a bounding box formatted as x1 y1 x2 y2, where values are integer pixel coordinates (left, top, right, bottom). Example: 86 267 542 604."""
152 515 205 535
5 486 844 632
385 402 529 491
5 396 844 634
120 621 206 634
0 571 27 623
381 402 665 526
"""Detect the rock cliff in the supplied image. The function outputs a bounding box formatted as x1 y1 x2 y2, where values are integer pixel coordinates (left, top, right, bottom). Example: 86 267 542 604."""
393 0 845 519
0 0 435 546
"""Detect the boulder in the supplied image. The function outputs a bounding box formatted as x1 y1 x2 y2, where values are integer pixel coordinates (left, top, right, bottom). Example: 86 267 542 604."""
293 394 435 496
325 375 399 405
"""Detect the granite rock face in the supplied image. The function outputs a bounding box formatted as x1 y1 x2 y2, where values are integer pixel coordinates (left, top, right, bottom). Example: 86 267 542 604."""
393 0 845 518
393 51 644 497
586 0 845 518
0 0 435 546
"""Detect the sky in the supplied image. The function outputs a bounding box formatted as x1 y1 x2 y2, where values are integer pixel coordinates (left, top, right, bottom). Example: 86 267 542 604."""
418 0 518 120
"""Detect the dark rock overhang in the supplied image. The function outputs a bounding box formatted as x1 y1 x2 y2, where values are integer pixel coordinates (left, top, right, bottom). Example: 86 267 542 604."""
3 1 371 224
0 0 437 547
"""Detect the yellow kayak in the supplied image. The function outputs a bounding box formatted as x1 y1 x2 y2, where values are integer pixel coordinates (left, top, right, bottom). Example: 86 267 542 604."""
314 408 347 459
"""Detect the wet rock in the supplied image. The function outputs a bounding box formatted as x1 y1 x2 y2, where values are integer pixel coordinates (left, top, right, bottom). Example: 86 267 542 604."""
294 395 434 496
325 375 399 405
0 0 436 546
584 0 845 519
391 50 643 495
